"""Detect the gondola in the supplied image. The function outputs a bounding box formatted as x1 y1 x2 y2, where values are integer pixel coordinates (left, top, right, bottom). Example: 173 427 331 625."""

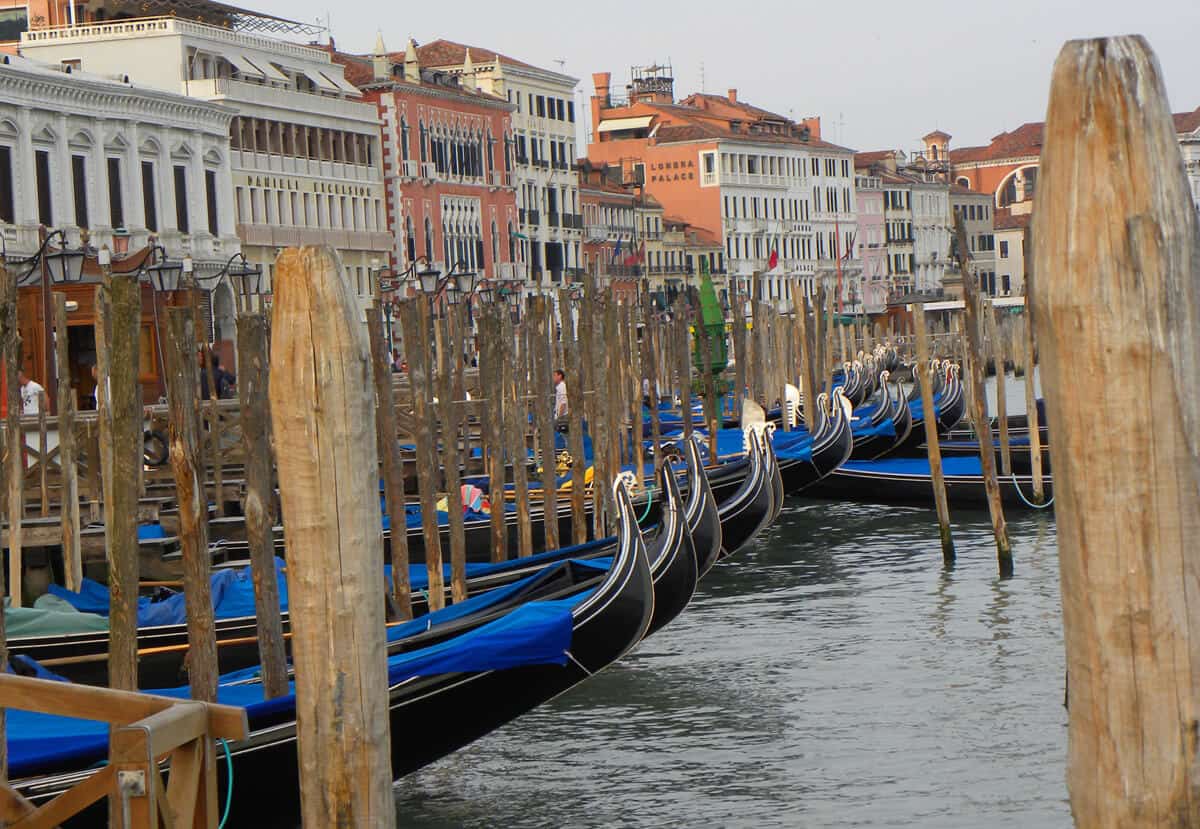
890 362 966 456
929 435 1052 475
848 372 914 460
11 477 657 823
801 454 1054 510
642 462 698 636
681 436 723 577
777 389 855 494
716 430 774 558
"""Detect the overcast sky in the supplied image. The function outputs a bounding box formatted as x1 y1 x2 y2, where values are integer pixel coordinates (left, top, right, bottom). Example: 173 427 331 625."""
269 0 1197 153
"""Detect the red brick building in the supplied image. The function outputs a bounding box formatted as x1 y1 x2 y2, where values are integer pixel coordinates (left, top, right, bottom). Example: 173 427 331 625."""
335 38 520 288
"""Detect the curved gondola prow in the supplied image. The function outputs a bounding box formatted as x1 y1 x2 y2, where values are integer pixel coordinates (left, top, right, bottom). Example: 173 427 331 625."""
645 461 698 636
684 435 723 576
717 428 772 559
570 477 654 647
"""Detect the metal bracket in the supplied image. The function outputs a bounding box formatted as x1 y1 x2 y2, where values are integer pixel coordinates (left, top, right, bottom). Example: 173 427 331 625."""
117 770 146 797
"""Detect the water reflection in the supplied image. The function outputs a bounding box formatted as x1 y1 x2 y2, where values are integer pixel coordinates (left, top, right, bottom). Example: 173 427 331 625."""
394 502 1069 828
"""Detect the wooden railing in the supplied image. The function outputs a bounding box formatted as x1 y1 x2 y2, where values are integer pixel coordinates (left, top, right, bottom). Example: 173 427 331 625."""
0 674 247 828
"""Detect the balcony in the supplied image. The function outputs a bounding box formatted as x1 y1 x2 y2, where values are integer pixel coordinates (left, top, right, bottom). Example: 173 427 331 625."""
525 209 541 226
22 16 333 64
231 149 380 184
605 264 643 278
548 211 560 227
489 171 513 189
585 224 606 241
519 208 527 225
184 78 373 123
401 159 419 179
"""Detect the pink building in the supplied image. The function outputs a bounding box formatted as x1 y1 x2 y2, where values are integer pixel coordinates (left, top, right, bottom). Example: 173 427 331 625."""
854 172 887 314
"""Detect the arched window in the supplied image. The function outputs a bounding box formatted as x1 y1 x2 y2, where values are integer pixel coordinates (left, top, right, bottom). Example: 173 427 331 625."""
424 216 433 261
405 215 416 261
400 117 410 162
418 120 427 163
491 220 499 267
507 221 515 263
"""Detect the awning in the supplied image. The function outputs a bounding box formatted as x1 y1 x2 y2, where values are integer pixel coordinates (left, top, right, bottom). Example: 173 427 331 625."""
260 61 291 83
226 54 264 80
320 70 360 95
302 67 340 93
597 116 654 133
915 296 1026 312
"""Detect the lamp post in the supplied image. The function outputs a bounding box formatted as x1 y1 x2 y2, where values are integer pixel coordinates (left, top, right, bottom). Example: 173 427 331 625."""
369 256 433 352
139 243 188 400
7 227 87 411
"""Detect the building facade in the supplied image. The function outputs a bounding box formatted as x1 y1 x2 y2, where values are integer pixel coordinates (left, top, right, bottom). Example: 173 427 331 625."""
948 186 995 299
335 39 519 313
22 14 391 336
585 69 855 310
0 52 238 401
415 40 582 290
910 179 950 294
993 207 1029 298
854 173 886 314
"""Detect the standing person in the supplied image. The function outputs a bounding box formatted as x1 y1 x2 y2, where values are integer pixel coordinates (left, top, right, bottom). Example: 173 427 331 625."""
16 369 44 416
553 369 568 431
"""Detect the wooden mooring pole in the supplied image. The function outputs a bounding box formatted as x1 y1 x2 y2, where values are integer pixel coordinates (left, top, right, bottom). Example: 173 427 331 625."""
269 246 393 826
955 215 1012 574
914 303 955 566
1 261 22 608
1034 35 1200 826
236 309 290 694
54 293 81 591
163 307 218 702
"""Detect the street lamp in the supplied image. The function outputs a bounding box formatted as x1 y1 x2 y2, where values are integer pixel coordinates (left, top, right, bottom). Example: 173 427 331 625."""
221 252 264 312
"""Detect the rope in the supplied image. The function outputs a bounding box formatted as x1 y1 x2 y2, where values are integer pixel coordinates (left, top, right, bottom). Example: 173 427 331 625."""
637 486 655 523
218 738 234 829
1010 473 1054 510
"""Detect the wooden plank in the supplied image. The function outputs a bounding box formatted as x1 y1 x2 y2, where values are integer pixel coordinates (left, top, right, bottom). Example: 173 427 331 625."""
36 389 47 517
8 766 113 828
268 245 394 827
367 307 412 618
954 215 1011 572
1033 35 1200 825
163 307 218 703
54 293 82 591
103 270 142 691
914 303 955 565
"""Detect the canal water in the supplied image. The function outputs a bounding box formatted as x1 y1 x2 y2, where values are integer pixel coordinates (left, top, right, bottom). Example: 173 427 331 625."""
394 499 1067 828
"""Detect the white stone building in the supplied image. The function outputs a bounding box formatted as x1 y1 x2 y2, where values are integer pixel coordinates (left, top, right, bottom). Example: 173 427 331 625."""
910 178 950 294
416 40 582 289
22 15 391 338
0 52 237 267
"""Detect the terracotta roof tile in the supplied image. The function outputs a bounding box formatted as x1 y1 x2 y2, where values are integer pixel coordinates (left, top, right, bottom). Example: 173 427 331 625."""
414 39 538 72
1175 106 1200 134
993 207 1031 230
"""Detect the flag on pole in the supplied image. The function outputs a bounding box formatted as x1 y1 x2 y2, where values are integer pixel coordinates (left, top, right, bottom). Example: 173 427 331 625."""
624 241 645 266
612 236 623 262
768 247 779 270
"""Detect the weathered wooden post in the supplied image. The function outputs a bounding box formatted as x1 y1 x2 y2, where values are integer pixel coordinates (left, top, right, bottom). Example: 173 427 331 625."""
1034 35 1200 826
269 246 394 827
508 313 533 557
437 309 467 601
398 297 446 610
914 303 955 565
796 293 818 432
1 261 22 608
366 307 411 616
101 264 141 690
477 306 508 562
561 292 588 546
54 293 81 591
236 309 290 695
1022 307 1045 503
531 297 559 550
163 307 218 702
988 302 1012 476
955 217 1011 574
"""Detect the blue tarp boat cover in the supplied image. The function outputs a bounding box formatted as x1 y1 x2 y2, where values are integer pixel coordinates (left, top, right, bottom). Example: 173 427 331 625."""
8 562 596 777
841 456 984 476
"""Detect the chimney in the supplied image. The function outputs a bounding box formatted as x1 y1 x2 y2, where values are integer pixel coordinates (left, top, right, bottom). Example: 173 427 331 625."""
403 38 420 83
727 88 737 103
371 31 390 82
593 72 612 105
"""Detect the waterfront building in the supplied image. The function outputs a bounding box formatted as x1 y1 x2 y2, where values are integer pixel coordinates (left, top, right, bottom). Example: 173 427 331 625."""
993 206 1029 299
414 40 582 290
0 52 237 402
948 185 995 299
333 37 519 311
21 6 391 334
1178 108 1200 214
854 173 886 314
585 67 857 310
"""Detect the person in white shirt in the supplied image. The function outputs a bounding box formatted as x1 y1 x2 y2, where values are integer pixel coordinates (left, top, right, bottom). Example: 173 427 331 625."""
553 369 568 430
17 370 44 416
